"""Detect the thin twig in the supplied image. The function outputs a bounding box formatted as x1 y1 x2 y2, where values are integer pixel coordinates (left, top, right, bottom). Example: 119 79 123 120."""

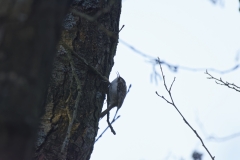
120 39 240 76
95 115 120 142
127 84 132 93
119 25 125 32
195 113 240 142
205 70 240 92
156 57 215 160
112 109 119 123
207 132 240 142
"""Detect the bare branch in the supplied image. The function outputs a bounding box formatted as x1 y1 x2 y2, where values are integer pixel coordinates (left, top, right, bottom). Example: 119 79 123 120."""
127 84 132 93
156 57 215 160
207 132 240 142
155 92 173 105
120 39 240 82
169 78 175 93
119 25 125 33
195 114 240 142
95 116 120 143
205 70 240 92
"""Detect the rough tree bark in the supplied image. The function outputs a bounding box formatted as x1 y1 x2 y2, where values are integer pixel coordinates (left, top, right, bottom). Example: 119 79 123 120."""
35 0 122 160
0 0 72 160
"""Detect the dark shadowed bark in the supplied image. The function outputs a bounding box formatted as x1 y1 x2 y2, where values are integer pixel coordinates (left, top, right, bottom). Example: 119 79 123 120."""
0 0 72 160
35 1 122 160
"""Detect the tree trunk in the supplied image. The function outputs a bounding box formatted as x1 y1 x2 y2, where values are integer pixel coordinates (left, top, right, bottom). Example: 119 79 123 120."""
0 0 72 160
35 1 122 160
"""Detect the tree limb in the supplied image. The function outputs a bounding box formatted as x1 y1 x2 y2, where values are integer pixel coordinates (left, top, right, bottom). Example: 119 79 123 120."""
156 57 215 160
205 70 240 92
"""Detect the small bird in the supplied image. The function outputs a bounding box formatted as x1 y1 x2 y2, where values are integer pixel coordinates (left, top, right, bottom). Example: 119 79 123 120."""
100 73 127 118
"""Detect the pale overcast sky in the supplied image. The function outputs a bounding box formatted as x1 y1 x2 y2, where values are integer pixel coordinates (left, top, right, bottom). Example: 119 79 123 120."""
91 0 240 159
